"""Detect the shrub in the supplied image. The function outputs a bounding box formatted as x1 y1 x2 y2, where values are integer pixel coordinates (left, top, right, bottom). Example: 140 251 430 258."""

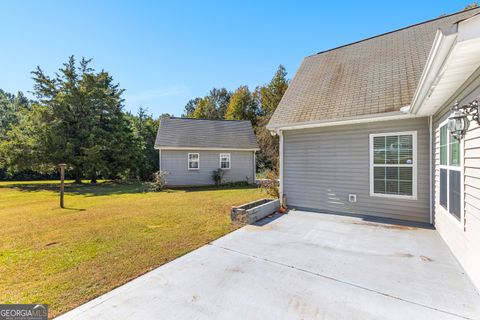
219 181 250 188
212 168 225 186
149 171 168 191
259 170 279 198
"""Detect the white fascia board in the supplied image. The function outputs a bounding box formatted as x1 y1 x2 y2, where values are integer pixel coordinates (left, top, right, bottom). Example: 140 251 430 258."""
268 111 416 133
458 13 480 42
409 27 458 115
410 14 480 116
155 147 260 151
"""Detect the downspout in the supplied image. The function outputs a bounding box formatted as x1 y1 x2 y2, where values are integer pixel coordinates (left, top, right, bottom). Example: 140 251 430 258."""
253 151 256 184
429 116 433 224
278 129 284 206
159 149 162 171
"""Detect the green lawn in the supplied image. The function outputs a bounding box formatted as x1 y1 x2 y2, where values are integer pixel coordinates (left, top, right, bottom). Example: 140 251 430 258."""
0 180 264 318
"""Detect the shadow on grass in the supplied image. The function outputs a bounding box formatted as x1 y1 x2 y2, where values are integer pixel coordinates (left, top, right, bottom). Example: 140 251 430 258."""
62 207 87 211
167 183 258 193
0 181 259 196
0 181 149 196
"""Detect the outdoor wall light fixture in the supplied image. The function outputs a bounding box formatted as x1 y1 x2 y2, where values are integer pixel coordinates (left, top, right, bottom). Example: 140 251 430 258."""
448 99 479 140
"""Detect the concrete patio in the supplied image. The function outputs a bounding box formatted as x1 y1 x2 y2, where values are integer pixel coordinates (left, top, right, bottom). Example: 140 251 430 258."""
57 210 480 320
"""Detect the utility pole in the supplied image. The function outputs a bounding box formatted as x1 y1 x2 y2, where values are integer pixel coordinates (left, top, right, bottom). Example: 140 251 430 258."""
59 163 66 208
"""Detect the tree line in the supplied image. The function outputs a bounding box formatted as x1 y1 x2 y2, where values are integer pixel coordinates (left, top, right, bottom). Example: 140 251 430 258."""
182 65 289 173
0 56 288 182
0 57 161 182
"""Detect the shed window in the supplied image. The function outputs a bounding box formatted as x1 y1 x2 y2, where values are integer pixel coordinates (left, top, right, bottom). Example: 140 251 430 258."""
370 132 416 199
439 123 462 221
220 153 231 169
188 153 199 170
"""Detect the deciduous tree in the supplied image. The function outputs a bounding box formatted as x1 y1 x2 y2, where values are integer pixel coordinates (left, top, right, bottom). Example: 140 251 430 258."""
254 65 289 172
182 88 231 119
224 86 258 123
182 97 201 118
465 1 478 10
257 65 289 117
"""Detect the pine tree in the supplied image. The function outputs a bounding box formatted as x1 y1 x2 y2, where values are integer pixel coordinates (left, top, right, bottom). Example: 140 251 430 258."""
1 56 136 182
257 65 289 117
128 107 160 180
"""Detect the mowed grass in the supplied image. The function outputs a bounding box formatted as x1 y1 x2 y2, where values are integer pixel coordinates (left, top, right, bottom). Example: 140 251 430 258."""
0 180 264 318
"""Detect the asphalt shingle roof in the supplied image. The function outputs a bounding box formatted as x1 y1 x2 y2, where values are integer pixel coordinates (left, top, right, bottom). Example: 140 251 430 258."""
155 117 259 149
268 8 480 129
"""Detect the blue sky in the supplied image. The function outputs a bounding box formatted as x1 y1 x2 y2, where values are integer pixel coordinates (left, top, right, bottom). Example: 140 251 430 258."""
0 1 474 117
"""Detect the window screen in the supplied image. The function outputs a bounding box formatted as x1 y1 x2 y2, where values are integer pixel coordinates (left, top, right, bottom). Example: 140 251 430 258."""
188 153 199 169
449 170 461 221
440 168 447 209
440 125 447 166
439 123 463 222
372 133 414 197
220 153 230 169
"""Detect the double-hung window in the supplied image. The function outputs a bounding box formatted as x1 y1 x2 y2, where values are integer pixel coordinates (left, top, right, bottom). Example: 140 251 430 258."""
220 153 231 169
188 153 199 170
439 122 462 222
370 131 417 199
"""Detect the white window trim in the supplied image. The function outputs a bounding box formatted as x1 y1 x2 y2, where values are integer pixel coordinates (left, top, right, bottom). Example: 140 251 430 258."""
369 131 418 200
188 153 200 170
437 120 464 228
219 153 231 170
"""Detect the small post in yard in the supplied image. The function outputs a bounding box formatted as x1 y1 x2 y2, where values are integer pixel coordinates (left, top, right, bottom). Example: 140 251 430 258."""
59 163 67 208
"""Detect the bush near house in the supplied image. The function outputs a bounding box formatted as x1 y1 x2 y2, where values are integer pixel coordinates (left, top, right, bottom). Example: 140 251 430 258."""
149 170 168 191
212 168 225 185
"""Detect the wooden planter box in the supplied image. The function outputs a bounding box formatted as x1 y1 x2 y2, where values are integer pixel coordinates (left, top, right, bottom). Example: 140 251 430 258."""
231 198 280 224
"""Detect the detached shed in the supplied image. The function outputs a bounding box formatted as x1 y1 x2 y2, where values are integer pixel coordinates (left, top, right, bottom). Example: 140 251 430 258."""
154 117 259 186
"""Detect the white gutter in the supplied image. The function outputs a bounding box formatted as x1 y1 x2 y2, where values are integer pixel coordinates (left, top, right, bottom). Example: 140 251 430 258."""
253 151 256 184
267 111 416 132
159 149 162 171
409 26 458 115
155 147 260 151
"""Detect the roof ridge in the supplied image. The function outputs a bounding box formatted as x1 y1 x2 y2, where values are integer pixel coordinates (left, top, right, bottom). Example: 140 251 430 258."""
308 6 480 57
165 117 250 122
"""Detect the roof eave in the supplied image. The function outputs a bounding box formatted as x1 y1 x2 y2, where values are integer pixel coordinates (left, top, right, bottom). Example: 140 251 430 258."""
410 13 480 116
266 110 417 132
155 146 260 151
409 27 458 115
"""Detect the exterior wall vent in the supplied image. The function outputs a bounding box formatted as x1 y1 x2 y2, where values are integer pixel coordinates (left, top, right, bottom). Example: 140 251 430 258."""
348 194 357 203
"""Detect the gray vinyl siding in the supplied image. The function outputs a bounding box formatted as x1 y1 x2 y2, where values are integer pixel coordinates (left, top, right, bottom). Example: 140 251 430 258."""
432 66 480 290
283 117 430 223
161 150 255 186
